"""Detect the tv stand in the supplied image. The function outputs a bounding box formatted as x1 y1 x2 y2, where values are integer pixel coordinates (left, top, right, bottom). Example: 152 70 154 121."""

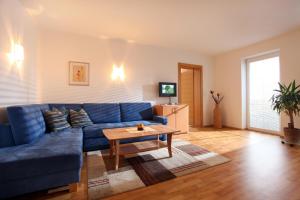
168 97 172 105
154 104 189 133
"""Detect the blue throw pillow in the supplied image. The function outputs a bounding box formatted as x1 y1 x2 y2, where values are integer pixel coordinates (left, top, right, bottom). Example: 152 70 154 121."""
69 109 93 128
43 109 71 132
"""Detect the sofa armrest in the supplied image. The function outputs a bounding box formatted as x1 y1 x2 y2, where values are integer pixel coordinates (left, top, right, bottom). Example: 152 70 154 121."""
153 115 168 125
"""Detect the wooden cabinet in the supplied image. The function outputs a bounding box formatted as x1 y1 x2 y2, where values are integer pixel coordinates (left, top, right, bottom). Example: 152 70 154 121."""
154 104 189 133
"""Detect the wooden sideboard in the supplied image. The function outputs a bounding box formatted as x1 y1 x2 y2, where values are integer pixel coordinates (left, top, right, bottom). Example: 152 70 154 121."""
154 104 189 133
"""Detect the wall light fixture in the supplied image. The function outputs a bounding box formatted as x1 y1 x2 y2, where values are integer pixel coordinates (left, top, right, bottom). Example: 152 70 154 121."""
111 64 125 81
9 43 24 64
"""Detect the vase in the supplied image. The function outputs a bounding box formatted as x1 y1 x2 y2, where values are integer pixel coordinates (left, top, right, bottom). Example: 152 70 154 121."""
213 104 222 129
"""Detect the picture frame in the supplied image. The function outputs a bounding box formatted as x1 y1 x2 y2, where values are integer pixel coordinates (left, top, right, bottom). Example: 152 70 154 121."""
69 61 89 86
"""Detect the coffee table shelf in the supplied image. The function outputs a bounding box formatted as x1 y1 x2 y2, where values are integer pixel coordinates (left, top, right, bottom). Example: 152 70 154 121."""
116 140 167 155
103 125 179 170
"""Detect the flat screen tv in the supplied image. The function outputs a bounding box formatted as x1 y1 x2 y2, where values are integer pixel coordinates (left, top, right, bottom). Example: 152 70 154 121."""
159 82 177 97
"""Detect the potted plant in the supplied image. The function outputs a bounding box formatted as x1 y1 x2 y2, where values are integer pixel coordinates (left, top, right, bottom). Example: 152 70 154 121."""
210 90 224 128
271 80 300 146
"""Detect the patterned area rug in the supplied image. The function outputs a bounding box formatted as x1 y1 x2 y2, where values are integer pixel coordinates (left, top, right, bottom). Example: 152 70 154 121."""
87 140 230 199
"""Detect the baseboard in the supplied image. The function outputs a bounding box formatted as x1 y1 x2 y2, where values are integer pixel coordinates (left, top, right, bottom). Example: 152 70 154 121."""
202 124 243 130
194 124 282 136
203 124 213 128
223 125 243 130
245 128 282 136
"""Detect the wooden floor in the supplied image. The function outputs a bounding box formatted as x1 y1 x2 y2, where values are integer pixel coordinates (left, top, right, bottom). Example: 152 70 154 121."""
15 128 300 200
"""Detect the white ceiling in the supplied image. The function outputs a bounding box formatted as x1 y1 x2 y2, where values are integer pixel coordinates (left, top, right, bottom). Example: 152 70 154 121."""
20 0 300 55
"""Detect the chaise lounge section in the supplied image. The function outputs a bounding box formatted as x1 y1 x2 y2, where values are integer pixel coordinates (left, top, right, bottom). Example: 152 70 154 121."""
0 102 167 199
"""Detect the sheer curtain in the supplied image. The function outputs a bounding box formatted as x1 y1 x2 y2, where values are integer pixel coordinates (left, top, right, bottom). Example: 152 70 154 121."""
247 54 280 132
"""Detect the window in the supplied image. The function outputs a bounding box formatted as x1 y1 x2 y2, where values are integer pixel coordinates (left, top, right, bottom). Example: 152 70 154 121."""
246 52 280 133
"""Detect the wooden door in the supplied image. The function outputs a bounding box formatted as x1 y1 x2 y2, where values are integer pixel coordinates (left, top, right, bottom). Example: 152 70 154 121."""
178 63 203 127
175 105 189 133
180 68 194 125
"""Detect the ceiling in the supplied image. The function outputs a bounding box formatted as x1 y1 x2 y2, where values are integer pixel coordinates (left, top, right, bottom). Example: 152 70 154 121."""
20 0 300 55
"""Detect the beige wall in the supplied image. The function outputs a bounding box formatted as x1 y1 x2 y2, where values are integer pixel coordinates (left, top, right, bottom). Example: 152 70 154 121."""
38 29 214 125
214 29 300 131
0 0 39 122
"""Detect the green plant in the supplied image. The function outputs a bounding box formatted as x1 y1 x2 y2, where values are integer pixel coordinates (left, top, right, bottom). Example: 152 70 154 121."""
271 80 300 129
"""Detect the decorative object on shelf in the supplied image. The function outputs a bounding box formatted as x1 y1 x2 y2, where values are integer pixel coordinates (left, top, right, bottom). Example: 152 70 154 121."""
69 61 89 86
271 80 300 146
210 90 224 129
137 123 144 131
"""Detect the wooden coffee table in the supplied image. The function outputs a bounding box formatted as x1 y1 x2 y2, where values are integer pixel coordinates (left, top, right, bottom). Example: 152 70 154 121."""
103 125 179 170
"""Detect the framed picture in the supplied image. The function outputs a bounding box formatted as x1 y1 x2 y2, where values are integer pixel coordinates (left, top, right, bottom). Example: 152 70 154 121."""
69 61 89 86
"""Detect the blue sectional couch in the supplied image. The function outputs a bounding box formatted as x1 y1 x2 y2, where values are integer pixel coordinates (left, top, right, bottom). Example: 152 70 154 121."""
0 102 167 199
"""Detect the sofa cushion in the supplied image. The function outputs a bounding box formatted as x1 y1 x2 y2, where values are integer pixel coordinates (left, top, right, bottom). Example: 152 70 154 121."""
83 121 160 139
153 115 168 125
84 137 110 152
0 124 15 148
48 103 82 111
69 109 93 128
7 104 49 145
43 109 71 132
83 103 121 123
120 102 153 122
0 128 83 183
52 107 69 120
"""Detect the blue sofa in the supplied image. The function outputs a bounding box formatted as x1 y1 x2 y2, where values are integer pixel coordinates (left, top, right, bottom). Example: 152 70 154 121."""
0 102 167 199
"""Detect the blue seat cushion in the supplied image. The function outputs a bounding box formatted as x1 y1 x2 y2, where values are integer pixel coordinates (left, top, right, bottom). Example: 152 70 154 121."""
7 104 49 145
84 137 110 152
0 128 83 183
83 103 121 123
120 102 153 122
83 121 160 139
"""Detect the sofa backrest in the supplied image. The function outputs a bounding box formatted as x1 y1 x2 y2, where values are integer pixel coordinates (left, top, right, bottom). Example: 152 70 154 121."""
120 102 153 122
48 103 82 111
7 104 49 145
83 103 121 123
0 124 15 148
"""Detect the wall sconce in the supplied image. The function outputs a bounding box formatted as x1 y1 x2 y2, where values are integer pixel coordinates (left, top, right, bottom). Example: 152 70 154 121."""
111 64 125 81
8 43 24 64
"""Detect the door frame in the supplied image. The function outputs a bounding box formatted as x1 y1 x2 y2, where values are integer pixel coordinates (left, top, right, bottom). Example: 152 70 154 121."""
178 62 203 127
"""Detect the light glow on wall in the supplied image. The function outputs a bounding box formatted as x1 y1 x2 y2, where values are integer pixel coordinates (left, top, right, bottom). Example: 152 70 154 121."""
8 43 24 64
111 64 125 81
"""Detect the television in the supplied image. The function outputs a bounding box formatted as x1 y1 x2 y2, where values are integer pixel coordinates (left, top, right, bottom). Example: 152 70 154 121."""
159 82 177 97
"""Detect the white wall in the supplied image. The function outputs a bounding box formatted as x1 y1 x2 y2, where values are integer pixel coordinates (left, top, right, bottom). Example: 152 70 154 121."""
0 0 39 122
38 29 214 125
214 28 300 131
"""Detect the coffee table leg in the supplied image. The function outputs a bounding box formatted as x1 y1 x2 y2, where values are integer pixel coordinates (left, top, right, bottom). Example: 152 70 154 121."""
167 134 173 157
115 140 120 170
109 140 114 158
